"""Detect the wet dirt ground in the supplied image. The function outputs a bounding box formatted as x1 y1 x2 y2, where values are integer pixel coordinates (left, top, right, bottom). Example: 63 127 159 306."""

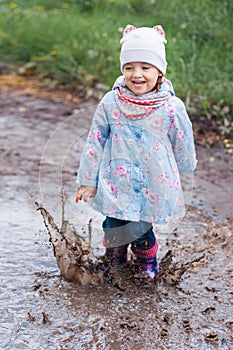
0 84 232 350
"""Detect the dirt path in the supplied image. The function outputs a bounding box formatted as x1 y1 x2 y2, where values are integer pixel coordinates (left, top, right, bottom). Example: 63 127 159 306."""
0 86 232 350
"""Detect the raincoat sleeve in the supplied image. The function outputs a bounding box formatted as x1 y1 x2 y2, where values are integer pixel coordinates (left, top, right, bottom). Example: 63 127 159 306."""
168 97 197 173
77 97 110 187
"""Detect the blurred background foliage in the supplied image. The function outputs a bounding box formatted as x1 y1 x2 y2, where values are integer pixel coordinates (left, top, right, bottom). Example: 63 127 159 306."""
0 0 232 116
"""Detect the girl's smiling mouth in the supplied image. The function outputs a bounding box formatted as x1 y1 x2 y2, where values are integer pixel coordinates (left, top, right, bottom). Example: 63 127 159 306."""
132 81 145 85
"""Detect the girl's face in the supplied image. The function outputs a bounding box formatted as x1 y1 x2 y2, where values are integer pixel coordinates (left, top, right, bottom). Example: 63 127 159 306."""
123 62 161 95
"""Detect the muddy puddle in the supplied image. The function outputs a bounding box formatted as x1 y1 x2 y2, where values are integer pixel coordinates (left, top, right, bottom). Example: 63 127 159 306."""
0 86 232 350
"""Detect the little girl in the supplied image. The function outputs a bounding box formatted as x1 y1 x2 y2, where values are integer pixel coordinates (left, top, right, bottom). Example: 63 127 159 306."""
76 25 197 279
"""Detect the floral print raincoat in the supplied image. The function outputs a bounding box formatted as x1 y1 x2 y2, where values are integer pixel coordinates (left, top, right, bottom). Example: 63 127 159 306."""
77 77 197 224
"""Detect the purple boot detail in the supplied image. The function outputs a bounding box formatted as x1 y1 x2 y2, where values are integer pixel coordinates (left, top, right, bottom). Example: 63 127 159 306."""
132 240 158 278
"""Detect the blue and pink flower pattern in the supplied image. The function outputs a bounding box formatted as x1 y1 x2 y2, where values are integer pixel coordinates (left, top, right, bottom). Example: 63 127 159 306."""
77 80 197 224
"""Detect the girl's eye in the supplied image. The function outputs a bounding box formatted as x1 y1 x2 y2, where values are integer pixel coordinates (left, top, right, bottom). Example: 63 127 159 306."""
142 66 150 70
125 66 132 70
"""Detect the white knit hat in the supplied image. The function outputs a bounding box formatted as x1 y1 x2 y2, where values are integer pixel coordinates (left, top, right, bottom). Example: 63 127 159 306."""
120 25 167 75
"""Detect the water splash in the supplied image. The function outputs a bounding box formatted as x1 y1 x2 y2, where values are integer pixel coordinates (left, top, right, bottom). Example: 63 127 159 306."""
36 194 203 288
36 192 104 286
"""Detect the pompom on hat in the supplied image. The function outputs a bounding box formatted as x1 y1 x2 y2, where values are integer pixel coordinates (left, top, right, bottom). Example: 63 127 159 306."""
120 25 167 75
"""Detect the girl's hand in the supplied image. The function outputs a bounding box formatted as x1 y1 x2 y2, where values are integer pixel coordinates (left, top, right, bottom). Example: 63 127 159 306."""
75 185 97 203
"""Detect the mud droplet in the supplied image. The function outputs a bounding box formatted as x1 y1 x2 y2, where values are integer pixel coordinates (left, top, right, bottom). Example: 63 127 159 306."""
27 312 36 322
226 320 233 329
163 314 172 325
182 319 192 332
160 328 169 337
204 332 219 342
42 311 51 324
202 306 216 314
120 316 138 330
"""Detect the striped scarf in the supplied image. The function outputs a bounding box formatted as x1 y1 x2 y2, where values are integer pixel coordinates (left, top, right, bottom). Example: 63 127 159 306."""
113 76 174 120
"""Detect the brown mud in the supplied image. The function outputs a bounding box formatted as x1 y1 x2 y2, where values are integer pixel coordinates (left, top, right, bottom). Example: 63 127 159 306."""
0 82 233 349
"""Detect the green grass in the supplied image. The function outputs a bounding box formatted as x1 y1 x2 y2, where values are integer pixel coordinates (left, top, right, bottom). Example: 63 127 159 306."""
0 0 232 116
